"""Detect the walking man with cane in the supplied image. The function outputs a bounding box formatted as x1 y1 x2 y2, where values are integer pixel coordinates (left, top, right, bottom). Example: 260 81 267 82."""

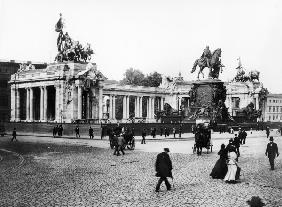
155 148 173 192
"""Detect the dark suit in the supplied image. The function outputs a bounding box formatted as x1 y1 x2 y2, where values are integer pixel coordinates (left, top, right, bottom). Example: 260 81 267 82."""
265 142 279 170
155 152 172 191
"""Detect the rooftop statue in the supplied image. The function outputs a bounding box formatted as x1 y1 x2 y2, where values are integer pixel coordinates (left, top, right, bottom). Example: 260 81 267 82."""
233 57 260 82
191 46 225 79
54 14 94 63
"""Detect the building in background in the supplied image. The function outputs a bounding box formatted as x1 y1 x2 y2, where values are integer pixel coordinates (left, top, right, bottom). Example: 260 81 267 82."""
0 60 46 122
263 94 282 122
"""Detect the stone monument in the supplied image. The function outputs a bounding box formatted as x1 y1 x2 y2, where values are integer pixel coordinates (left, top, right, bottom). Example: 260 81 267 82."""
189 46 229 122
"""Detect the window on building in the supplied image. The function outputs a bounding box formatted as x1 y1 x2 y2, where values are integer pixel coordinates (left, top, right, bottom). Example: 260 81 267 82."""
273 107 275 112
273 115 275 120
269 106 272 112
269 100 271 103
280 107 282 112
232 97 240 108
269 116 271 121
277 106 279 112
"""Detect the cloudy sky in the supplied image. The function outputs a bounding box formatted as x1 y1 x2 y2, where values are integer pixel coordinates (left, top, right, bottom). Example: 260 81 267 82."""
0 0 282 93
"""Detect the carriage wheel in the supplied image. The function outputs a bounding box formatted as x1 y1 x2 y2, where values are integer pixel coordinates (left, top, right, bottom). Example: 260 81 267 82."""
210 145 213 152
110 141 114 149
130 139 135 150
192 144 196 154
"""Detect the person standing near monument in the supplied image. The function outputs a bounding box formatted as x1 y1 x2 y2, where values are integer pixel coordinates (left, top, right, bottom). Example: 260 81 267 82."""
155 148 173 192
141 128 146 144
89 126 94 139
172 127 176 138
75 125 80 138
266 126 270 138
265 136 279 170
11 128 17 142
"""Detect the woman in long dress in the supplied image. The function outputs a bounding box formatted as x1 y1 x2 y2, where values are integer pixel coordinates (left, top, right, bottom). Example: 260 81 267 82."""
210 144 228 179
224 150 239 183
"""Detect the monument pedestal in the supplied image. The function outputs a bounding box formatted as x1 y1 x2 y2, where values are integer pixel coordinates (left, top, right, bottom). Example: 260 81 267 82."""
189 79 228 121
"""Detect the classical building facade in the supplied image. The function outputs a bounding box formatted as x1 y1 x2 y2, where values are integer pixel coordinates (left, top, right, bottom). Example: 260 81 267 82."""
263 94 282 122
9 61 267 123
0 59 46 122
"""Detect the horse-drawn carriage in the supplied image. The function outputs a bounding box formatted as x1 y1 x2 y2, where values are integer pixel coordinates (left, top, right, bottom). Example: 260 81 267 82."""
192 118 213 155
109 126 135 150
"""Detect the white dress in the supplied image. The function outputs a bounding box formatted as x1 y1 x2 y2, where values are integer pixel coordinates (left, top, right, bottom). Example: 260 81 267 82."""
224 151 238 182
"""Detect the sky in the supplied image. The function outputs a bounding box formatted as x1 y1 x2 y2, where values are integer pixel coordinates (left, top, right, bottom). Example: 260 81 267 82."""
0 0 282 93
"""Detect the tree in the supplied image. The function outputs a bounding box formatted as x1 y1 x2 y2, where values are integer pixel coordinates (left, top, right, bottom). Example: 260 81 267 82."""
120 68 145 86
120 68 162 87
142 72 162 87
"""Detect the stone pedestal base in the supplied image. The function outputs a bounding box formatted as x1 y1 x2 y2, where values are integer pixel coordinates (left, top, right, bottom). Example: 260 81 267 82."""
189 79 227 120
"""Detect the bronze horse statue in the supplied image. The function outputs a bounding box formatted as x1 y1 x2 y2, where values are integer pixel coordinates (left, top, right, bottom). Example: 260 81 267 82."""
191 48 224 79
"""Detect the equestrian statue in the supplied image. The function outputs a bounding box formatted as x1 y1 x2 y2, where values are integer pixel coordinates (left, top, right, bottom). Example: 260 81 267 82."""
191 46 225 79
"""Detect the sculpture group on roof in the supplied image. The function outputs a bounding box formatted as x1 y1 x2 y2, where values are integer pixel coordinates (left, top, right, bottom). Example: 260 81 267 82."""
233 57 260 82
54 14 94 63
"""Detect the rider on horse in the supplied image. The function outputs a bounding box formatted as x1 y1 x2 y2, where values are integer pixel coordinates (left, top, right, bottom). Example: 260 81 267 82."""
201 46 212 68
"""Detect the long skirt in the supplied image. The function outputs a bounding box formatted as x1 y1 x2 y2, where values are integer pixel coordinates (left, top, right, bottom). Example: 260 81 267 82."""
224 164 238 182
210 158 228 179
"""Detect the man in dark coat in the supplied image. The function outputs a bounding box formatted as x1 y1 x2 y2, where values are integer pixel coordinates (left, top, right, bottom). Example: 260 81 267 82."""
141 128 146 144
89 126 94 139
155 148 172 192
75 126 80 138
265 136 279 170
266 127 270 138
241 130 247 144
53 126 57 138
233 134 241 157
11 128 17 142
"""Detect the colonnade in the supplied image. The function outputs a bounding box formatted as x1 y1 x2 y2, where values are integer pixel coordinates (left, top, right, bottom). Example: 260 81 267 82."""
11 86 50 122
11 83 104 123
106 94 165 120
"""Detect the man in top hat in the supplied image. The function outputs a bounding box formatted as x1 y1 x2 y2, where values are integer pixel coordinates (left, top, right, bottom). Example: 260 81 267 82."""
155 148 173 192
265 136 279 170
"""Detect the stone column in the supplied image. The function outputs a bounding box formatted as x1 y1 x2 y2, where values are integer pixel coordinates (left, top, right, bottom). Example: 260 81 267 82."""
86 92 90 119
151 97 155 119
43 87 48 121
55 86 59 121
29 88 34 121
147 97 151 119
77 86 82 119
26 88 30 121
135 96 140 117
40 87 44 121
10 87 16 121
112 95 116 120
160 97 164 110
123 95 126 119
15 88 20 121
29 87 34 121
126 95 130 119
98 86 103 120
139 96 143 117
109 95 113 119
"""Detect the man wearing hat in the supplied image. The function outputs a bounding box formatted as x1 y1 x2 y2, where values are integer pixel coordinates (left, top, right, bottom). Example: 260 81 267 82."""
265 136 279 170
155 148 173 192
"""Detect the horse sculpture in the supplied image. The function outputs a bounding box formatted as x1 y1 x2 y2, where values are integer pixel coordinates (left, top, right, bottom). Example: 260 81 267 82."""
191 48 224 79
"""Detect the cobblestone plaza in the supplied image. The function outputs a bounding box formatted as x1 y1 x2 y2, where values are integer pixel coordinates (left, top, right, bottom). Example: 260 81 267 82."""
0 131 281 207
